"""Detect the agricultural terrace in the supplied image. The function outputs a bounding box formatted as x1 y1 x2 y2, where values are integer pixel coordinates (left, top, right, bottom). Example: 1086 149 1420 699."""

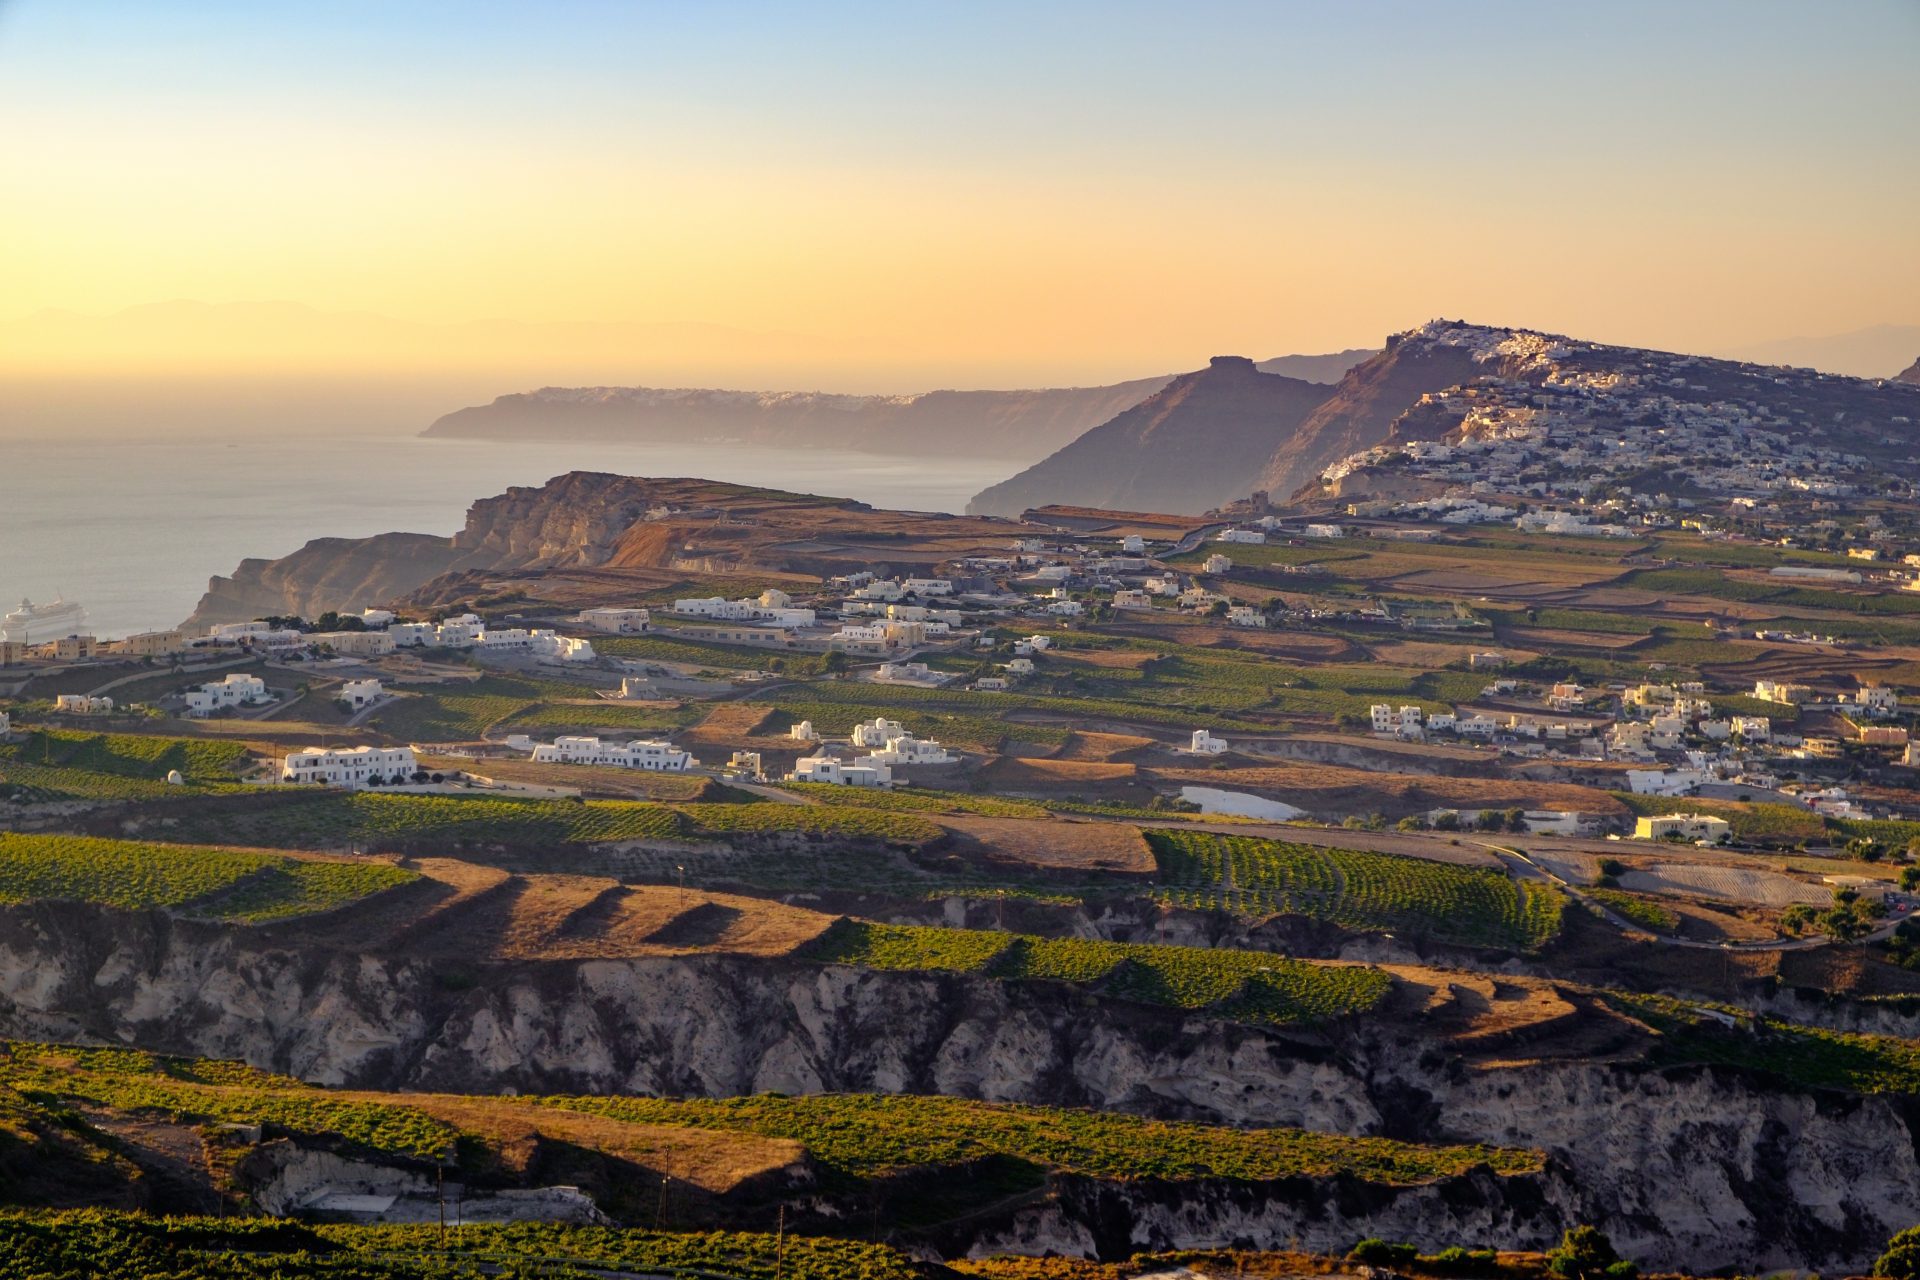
1 1043 1540 1189
368 674 701 742
807 920 1393 1025
542 1091 1542 1183
0 834 413 922
0 1212 926 1280
1602 994 1920 1096
0 728 252 803
139 791 944 854
1146 830 1564 950
596 632 835 676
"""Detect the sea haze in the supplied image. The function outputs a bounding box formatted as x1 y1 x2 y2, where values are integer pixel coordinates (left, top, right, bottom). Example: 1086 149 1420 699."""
0 434 1015 638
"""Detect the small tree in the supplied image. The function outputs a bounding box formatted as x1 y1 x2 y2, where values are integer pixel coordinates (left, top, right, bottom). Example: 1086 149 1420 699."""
1547 1225 1636 1280
1874 1224 1920 1278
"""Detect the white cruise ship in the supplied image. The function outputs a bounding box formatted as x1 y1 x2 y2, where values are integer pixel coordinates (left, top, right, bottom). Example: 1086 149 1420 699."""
0 597 90 643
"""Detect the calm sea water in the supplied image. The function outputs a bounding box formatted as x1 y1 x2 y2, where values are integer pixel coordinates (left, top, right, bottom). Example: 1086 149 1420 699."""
0 434 1015 638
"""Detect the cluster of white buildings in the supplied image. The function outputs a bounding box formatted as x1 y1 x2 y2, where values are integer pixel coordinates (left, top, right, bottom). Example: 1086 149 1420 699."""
1317 320 1903 523
53 694 113 715
786 716 957 787
387 615 595 662
672 589 815 629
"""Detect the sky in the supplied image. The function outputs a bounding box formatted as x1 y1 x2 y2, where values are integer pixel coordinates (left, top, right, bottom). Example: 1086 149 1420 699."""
1 0 1917 393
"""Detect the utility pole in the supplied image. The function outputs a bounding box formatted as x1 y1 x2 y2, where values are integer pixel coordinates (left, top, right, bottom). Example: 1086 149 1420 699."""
775 1204 786 1280
436 1162 446 1247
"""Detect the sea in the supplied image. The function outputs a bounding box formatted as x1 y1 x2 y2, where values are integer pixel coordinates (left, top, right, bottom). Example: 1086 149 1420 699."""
0 433 1017 638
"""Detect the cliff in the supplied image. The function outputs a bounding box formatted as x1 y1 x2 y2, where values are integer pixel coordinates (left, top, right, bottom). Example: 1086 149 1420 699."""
968 357 1336 517
424 379 1173 462
1 898 1916 1273
419 352 1374 465
1898 356 1920 386
183 472 1018 629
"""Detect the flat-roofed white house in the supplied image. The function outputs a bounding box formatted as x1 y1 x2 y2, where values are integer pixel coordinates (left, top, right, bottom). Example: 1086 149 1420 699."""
790 752 892 787
1189 729 1228 755
1216 529 1265 544
903 578 954 596
281 745 419 788
389 622 438 646
337 678 384 710
529 736 693 771
577 607 652 634
184 673 268 717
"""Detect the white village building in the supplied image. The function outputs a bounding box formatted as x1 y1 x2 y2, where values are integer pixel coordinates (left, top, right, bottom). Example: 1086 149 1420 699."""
529 736 693 771
183 673 269 717
281 745 419 788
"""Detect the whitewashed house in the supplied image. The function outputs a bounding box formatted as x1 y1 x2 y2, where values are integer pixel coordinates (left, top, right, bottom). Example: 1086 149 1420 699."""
1189 729 1228 754
530 736 693 771
281 745 419 788
790 752 892 787
337 678 384 710
183 673 268 717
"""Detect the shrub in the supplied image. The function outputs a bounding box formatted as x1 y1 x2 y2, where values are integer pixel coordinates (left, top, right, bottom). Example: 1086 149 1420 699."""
1348 1238 1418 1265
1547 1225 1636 1280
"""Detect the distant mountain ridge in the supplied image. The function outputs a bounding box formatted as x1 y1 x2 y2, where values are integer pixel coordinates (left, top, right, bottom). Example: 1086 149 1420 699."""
420 349 1375 464
969 320 1920 517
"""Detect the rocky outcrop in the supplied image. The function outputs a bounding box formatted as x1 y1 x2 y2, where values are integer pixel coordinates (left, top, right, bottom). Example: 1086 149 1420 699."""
968 357 1337 517
182 471 1011 629
184 533 462 632
1898 356 1920 386
0 899 1916 1271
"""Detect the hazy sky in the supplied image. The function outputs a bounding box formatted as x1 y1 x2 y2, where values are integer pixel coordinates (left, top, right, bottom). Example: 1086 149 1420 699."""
2 0 1917 388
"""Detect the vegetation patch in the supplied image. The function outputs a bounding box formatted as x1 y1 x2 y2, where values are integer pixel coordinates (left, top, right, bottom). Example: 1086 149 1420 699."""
805 919 1392 1025
542 1091 1541 1184
1147 830 1563 950
0 834 412 921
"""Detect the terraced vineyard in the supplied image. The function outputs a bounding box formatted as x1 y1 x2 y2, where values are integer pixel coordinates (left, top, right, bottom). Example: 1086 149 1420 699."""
370 674 701 742
781 783 1052 819
0 1212 927 1280
543 1090 1541 1182
0 728 253 803
2 1042 456 1158
0 834 413 921
146 791 941 853
1146 830 1563 950
807 919 1393 1024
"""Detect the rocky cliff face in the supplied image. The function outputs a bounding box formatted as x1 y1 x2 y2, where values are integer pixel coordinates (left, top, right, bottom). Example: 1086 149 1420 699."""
1898 356 1920 386
0 899 1915 1273
183 532 463 631
185 473 715 628
968 358 1337 517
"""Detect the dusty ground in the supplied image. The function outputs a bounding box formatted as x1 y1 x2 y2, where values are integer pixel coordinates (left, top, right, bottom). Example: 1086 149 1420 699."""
936 814 1155 876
